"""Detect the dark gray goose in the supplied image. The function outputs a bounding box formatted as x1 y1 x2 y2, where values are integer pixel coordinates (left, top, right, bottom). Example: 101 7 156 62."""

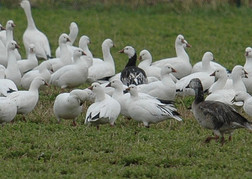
119 46 148 86
187 78 252 145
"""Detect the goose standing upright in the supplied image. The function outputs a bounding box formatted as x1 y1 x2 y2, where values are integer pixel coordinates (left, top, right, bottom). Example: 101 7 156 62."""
53 89 93 126
187 78 252 145
119 46 148 86
242 47 252 94
88 39 115 82
5 41 22 87
20 0 51 59
85 83 121 129
152 34 192 79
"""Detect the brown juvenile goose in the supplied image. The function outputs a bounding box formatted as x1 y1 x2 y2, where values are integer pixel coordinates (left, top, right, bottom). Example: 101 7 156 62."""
187 78 252 145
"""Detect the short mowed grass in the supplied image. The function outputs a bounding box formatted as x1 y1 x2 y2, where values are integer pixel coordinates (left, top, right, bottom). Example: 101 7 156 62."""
1 3 252 178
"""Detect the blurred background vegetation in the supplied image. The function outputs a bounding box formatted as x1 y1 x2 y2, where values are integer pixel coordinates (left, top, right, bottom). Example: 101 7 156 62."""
0 0 251 10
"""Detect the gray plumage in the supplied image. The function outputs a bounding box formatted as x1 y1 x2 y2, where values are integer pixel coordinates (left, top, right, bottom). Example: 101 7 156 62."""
188 78 252 145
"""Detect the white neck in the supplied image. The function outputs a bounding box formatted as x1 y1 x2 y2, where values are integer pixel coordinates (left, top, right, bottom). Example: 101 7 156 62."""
23 3 37 29
175 44 189 61
95 91 106 102
138 58 151 69
102 45 114 64
6 29 13 44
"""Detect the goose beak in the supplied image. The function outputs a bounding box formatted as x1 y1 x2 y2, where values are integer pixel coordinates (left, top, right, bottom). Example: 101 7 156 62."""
231 97 236 103
67 38 71 43
210 71 216 76
12 23 16 28
106 82 111 87
125 87 130 92
245 52 249 56
172 68 177 72
15 43 20 49
88 86 93 90
138 56 142 61
82 51 86 56
0 26 5 31
118 49 124 53
244 70 248 78
44 81 49 86
213 58 216 61
186 43 192 48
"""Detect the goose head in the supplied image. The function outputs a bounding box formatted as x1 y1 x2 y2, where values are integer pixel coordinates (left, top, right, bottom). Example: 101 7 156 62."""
176 34 191 48
69 22 78 35
58 33 71 45
73 48 86 60
88 83 104 93
28 44 36 54
7 40 20 51
6 20 15 30
126 84 138 97
245 47 252 58
119 46 135 58
139 49 152 61
0 24 5 31
202 52 214 63
231 65 248 79
106 79 123 89
210 68 227 79
187 78 203 91
20 0 30 9
30 76 48 90
161 64 176 75
79 35 91 48
102 39 114 49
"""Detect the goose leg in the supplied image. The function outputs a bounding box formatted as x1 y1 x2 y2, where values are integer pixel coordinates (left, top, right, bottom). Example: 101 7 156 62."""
205 135 219 143
72 119 77 126
220 136 225 146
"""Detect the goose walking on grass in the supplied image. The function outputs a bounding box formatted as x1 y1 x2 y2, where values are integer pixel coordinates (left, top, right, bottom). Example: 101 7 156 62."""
53 89 93 126
187 78 252 145
20 0 51 59
126 84 182 128
7 77 47 121
85 83 121 129
119 46 148 86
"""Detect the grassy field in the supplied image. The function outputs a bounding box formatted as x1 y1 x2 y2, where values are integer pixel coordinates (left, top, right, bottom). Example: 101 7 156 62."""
0 2 252 178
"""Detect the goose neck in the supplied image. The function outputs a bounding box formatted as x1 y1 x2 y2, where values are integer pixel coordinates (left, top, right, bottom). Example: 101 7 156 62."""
125 53 137 67
175 45 189 60
193 86 205 104
95 91 106 102
102 46 114 64
6 29 13 44
23 4 36 29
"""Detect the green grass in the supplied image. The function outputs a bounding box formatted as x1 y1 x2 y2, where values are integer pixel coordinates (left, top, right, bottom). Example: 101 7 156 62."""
0 4 252 178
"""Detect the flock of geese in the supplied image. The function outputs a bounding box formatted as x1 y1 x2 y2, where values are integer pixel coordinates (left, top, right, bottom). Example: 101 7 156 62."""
0 0 252 145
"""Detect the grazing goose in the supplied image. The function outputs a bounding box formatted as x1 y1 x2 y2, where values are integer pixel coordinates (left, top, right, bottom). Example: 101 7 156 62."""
206 65 247 106
18 44 38 76
21 62 52 89
119 46 148 86
50 48 91 89
87 39 115 82
55 22 79 57
37 33 71 72
5 41 22 87
85 83 121 129
21 0 51 59
233 91 252 117
242 47 252 94
152 34 192 79
0 97 17 123
138 49 161 79
187 78 252 145
53 89 93 126
192 52 226 73
126 84 182 127
7 77 47 120
0 65 18 96
137 64 177 101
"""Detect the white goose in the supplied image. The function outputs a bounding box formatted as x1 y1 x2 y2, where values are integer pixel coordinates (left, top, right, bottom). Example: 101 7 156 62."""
53 89 93 126
0 97 17 123
233 91 252 117
18 44 38 76
37 33 71 72
138 49 161 79
21 62 52 90
205 65 247 106
208 68 228 94
0 65 18 96
0 23 6 44
137 64 177 101
242 47 252 94
5 41 22 87
21 0 51 59
85 83 121 129
79 35 93 58
55 22 79 58
50 48 91 89
126 85 182 127
7 77 47 120
152 34 192 79
88 39 115 82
